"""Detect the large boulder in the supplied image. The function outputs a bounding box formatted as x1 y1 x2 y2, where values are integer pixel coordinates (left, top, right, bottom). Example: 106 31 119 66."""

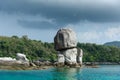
54 28 83 67
16 53 29 62
60 48 77 64
54 28 77 51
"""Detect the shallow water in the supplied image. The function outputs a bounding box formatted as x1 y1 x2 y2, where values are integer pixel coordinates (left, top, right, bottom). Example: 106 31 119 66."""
0 65 120 80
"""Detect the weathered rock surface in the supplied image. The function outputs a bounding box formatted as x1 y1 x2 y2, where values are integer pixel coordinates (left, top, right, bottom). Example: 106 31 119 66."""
16 53 29 62
0 53 29 67
54 28 83 67
59 48 77 64
33 60 52 66
54 28 77 51
77 48 83 65
0 57 16 61
57 52 65 63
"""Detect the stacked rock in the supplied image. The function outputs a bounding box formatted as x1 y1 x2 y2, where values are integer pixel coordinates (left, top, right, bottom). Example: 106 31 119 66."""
54 28 83 66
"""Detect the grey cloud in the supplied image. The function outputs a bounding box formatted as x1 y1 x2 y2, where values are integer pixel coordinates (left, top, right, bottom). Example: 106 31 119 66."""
18 20 61 30
0 0 120 29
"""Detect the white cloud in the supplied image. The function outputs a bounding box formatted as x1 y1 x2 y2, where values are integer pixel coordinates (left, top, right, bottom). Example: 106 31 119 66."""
79 31 101 40
77 26 120 44
105 27 120 39
77 31 102 43
65 21 120 44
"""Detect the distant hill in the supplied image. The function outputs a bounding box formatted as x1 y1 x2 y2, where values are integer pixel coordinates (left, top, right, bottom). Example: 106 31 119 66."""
104 41 120 48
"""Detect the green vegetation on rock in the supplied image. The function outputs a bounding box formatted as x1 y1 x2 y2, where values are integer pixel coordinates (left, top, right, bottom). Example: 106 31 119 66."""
0 35 57 62
0 36 119 62
77 43 120 62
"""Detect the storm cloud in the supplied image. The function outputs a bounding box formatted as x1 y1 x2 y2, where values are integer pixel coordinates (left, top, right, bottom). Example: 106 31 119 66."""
0 0 120 29
1 0 120 43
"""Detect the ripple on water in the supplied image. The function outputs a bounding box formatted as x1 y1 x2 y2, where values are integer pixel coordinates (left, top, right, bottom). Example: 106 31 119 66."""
0 65 119 80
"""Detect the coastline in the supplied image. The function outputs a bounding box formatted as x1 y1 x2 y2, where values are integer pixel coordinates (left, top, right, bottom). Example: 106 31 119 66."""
0 62 119 70
0 65 54 70
84 62 120 65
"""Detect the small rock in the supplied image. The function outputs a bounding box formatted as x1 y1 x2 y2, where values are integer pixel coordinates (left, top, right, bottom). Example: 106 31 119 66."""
16 53 29 62
30 62 36 67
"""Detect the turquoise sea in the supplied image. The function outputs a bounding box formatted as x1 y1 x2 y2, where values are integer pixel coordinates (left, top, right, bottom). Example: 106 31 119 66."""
0 65 120 80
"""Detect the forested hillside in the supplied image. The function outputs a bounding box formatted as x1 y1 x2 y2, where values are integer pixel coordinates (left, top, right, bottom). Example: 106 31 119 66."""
78 43 120 62
0 36 57 61
104 41 120 48
0 36 119 62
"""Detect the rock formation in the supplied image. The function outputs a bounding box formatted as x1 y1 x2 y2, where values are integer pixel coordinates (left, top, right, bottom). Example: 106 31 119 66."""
16 53 29 62
0 53 29 66
54 28 83 66
54 28 77 51
57 53 65 63
0 57 16 61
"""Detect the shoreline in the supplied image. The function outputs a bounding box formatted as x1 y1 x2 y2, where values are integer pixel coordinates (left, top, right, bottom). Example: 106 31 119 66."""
0 61 119 70
0 62 119 70
84 62 120 65
0 65 54 70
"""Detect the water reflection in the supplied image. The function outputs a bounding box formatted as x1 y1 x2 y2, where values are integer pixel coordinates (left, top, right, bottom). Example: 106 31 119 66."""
52 67 82 80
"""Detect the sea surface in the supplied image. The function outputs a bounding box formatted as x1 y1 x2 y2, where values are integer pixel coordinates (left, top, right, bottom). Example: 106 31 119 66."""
0 65 120 80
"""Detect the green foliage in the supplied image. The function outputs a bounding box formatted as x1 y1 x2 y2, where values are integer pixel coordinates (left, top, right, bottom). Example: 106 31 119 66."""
77 43 120 62
0 36 57 61
0 35 119 62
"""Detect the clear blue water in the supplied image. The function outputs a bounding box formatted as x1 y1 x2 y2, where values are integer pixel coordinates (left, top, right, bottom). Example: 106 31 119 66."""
0 65 120 80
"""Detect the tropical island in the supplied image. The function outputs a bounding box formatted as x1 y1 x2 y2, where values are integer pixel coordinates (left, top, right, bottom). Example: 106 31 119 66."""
0 28 119 70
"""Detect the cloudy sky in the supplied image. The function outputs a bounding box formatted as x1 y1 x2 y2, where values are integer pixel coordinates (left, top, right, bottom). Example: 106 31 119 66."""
0 0 120 44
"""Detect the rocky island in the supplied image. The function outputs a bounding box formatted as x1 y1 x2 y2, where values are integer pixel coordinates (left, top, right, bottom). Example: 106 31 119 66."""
54 28 83 67
0 28 119 70
0 28 84 70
